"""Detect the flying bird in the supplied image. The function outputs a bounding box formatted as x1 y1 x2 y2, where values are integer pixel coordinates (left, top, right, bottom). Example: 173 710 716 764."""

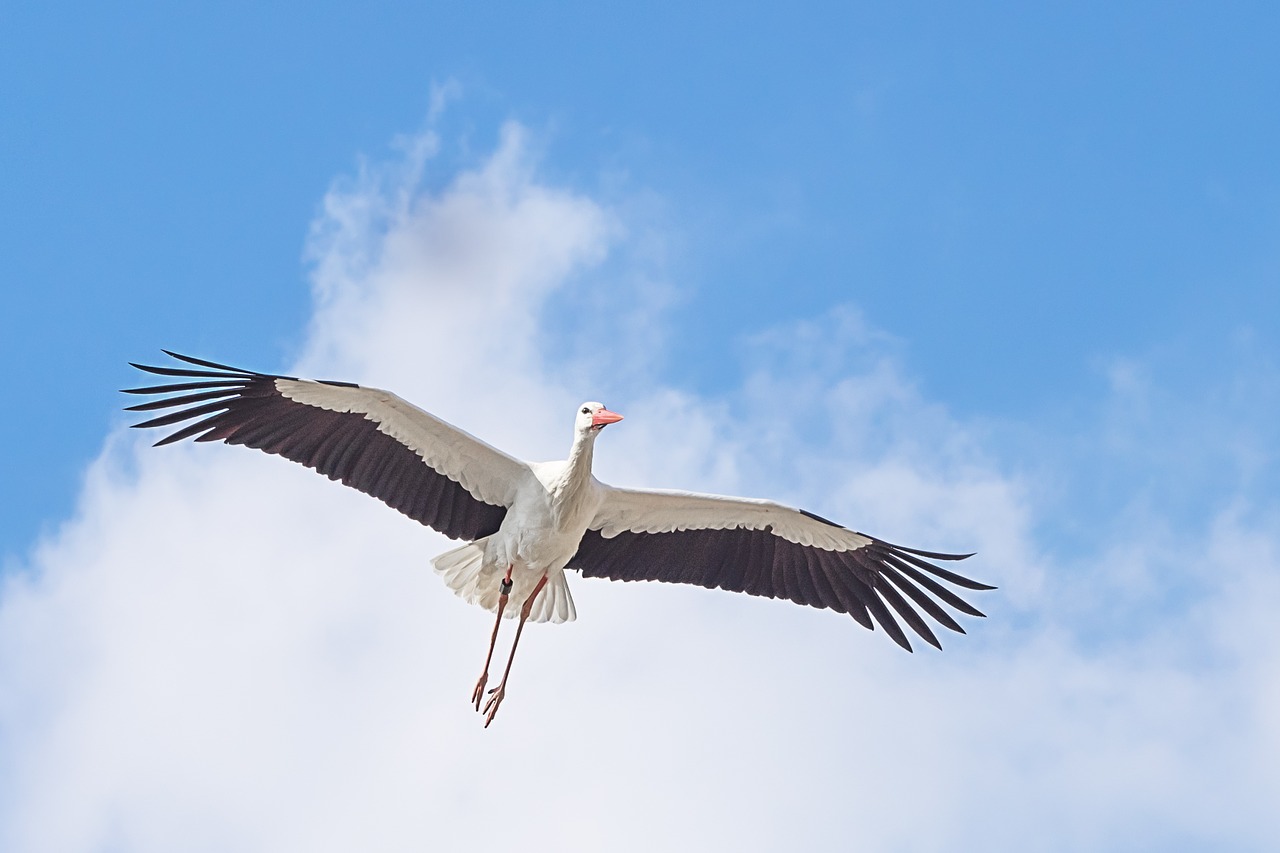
125 351 994 725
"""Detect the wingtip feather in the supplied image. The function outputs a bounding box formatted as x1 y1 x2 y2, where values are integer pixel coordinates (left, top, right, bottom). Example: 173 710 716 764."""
161 350 258 374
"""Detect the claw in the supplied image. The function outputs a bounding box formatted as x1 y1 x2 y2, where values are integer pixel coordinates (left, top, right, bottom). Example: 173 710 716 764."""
471 673 489 712
483 686 505 727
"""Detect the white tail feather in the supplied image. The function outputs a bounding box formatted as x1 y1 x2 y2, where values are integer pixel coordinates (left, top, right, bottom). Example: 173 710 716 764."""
430 538 576 624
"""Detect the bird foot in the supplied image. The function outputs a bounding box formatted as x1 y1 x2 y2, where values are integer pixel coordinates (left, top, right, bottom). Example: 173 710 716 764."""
471 673 489 712
482 685 506 727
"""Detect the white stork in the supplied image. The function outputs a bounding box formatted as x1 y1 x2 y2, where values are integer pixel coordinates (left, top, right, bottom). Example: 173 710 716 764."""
125 352 993 726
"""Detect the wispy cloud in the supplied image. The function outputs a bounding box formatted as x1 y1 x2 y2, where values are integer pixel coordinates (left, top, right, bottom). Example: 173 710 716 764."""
1 119 1277 852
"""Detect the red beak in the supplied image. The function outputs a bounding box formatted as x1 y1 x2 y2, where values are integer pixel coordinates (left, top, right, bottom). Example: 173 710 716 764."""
592 408 624 426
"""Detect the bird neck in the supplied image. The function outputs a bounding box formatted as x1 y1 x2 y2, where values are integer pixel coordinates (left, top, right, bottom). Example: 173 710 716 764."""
563 430 597 483
553 430 597 508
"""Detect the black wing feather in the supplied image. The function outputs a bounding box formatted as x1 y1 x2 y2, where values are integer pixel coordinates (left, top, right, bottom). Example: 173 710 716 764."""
125 352 507 542
567 525 992 652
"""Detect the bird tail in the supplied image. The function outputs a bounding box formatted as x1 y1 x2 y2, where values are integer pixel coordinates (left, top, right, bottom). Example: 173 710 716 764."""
430 538 577 624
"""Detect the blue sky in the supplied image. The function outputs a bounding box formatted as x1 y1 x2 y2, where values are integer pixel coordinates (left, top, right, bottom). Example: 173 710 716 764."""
2 3 1279 851
6 2 1277 557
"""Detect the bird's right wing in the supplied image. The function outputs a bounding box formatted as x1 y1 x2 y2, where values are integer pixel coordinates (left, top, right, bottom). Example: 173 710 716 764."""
124 352 533 542
568 485 993 652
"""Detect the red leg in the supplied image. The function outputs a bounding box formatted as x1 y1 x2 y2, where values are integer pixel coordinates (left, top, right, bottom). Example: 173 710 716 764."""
471 565 513 712
482 572 549 728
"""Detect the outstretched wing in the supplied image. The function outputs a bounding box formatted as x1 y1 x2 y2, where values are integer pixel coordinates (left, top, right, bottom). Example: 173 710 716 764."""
124 351 532 542
568 485 993 652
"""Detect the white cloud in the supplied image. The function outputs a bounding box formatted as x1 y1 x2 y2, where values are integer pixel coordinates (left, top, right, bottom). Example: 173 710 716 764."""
2 120 1279 852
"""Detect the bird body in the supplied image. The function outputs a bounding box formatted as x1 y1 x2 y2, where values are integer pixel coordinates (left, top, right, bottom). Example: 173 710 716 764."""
125 352 995 724
437 436 612 625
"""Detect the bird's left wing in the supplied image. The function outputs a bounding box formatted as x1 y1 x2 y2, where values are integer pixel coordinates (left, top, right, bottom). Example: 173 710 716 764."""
567 485 994 652
124 351 532 542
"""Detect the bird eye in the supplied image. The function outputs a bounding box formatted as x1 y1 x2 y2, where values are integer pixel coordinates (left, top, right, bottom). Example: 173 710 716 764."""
581 407 590 414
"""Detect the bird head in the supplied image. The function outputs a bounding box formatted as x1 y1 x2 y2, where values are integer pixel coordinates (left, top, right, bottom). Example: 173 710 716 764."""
576 402 623 435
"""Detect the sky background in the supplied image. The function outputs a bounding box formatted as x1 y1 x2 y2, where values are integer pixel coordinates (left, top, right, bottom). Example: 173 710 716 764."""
2 3 1279 851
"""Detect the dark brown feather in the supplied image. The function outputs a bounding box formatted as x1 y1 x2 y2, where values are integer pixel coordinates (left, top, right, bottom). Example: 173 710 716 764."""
125 353 507 542
124 388 242 412
122 380 250 396
567 525 992 651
